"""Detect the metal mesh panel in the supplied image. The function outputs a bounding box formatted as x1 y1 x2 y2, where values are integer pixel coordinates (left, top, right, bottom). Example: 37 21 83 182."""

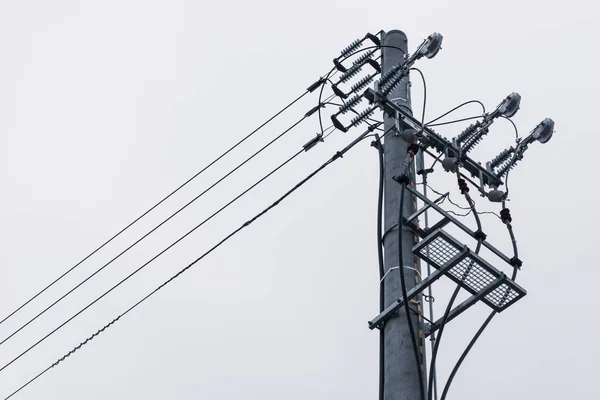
425 235 460 268
485 284 519 308
413 229 526 311
447 256 497 297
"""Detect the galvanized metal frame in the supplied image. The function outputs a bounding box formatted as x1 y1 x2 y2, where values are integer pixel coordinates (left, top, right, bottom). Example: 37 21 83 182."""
413 229 526 312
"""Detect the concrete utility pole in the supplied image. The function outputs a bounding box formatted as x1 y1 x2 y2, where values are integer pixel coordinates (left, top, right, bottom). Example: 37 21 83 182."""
381 30 426 400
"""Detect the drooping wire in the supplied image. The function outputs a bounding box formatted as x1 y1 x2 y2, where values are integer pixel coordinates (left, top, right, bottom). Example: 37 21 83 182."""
0 90 311 328
426 116 483 127
425 100 486 126
3 124 382 400
427 172 483 400
372 132 386 400
410 67 427 136
0 113 312 349
0 141 316 374
397 151 426 400
440 216 520 400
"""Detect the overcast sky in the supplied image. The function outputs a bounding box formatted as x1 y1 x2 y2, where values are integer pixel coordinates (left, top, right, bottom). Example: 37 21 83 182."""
0 1 598 399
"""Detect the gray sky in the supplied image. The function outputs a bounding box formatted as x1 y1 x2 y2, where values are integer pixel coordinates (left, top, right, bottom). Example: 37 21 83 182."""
0 1 598 399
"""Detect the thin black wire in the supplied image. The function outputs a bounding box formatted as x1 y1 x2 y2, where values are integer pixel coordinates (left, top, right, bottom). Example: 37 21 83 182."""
440 223 520 400
500 115 520 141
426 116 482 127
425 100 486 126
373 133 386 400
427 174 483 400
4 124 380 400
410 67 427 135
398 178 426 400
0 114 310 349
0 90 310 328
0 146 307 375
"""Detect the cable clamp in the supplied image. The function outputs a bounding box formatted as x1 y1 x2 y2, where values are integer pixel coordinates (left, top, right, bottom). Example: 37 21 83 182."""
407 143 420 156
510 256 523 269
458 178 469 194
303 133 324 152
306 77 326 93
500 208 512 224
393 174 410 185
473 230 487 241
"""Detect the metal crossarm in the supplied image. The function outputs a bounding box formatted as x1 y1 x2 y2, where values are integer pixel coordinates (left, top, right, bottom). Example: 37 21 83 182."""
365 88 503 188
404 183 513 265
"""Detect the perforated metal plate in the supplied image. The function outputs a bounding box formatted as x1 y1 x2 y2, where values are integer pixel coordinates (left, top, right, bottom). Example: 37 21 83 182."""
413 229 526 312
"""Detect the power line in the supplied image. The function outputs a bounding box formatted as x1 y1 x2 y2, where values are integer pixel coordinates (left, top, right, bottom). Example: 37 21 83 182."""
0 143 311 374
3 124 381 400
0 90 311 329
0 113 312 349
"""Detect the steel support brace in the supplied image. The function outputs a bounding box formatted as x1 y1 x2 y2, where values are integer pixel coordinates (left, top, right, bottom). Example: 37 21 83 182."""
425 275 505 337
404 184 513 265
369 247 469 330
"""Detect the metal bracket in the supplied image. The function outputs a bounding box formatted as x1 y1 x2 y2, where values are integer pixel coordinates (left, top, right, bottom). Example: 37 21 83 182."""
365 88 503 188
368 246 469 330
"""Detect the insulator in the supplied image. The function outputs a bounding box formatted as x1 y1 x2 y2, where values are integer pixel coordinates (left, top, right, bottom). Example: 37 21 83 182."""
379 64 402 87
353 49 377 66
350 74 375 94
454 121 482 145
339 94 363 114
340 39 363 57
350 107 375 127
489 147 515 169
381 67 408 96
496 160 517 178
462 128 488 153
339 64 362 84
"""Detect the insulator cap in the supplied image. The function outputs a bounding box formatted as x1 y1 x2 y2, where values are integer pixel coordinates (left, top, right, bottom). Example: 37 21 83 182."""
487 189 505 203
442 157 458 172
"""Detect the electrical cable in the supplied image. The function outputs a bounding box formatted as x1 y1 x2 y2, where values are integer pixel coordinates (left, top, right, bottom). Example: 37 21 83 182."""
426 116 483 127
0 90 311 329
500 115 520 141
410 68 427 136
427 172 483 400
0 140 315 374
0 113 312 349
425 100 486 126
372 132 386 400
397 151 426 400
439 221 520 400
3 123 382 400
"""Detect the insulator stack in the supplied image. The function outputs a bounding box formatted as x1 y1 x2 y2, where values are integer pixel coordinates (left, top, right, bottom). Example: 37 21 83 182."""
462 128 489 154
455 121 482 146
381 67 407 96
340 39 363 57
352 49 377 66
489 147 515 169
339 94 363 114
379 64 401 87
495 160 517 178
351 74 375 94
350 107 375 127
339 63 363 84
